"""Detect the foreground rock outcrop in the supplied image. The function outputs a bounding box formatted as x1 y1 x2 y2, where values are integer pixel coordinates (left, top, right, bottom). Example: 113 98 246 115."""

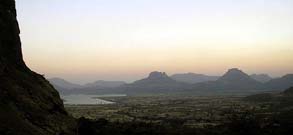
0 0 76 134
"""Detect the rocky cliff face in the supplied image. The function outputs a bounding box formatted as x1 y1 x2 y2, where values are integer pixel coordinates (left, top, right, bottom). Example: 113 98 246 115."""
0 0 76 135
0 0 25 69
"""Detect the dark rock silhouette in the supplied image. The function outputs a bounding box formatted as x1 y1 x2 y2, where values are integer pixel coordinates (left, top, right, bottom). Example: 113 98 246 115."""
0 0 24 68
0 0 76 134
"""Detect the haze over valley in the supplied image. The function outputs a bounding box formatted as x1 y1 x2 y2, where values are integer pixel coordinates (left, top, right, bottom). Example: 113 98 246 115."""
1 0 293 135
49 68 293 96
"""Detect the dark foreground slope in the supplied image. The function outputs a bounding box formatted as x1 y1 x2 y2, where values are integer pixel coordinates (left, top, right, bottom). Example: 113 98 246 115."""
0 0 76 135
244 87 293 103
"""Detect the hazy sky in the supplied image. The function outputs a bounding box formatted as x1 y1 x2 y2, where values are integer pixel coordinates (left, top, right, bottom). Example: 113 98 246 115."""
16 0 293 84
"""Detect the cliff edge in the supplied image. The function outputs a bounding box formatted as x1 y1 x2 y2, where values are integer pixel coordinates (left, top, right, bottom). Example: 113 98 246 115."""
0 0 76 134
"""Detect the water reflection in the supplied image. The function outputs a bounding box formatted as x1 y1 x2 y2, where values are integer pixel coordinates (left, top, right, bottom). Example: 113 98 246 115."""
61 94 124 105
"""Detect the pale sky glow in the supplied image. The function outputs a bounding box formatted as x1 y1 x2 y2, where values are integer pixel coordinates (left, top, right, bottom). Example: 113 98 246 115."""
16 0 293 84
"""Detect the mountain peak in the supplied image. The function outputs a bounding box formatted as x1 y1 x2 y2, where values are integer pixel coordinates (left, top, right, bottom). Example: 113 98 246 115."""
132 71 176 85
191 68 264 91
218 68 253 82
223 68 247 76
148 71 169 79
227 68 243 73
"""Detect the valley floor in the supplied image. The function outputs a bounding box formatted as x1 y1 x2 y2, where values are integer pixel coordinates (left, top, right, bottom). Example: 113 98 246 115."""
65 95 293 135
66 96 250 126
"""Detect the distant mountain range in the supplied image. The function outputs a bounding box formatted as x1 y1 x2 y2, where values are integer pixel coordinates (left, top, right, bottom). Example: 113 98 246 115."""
122 71 190 94
49 78 82 89
171 73 219 84
49 69 293 95
48 78 126 95
84 80 126 88
250 74 272 83
191 68 265 92
265 74 293 90
48 78 82 95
